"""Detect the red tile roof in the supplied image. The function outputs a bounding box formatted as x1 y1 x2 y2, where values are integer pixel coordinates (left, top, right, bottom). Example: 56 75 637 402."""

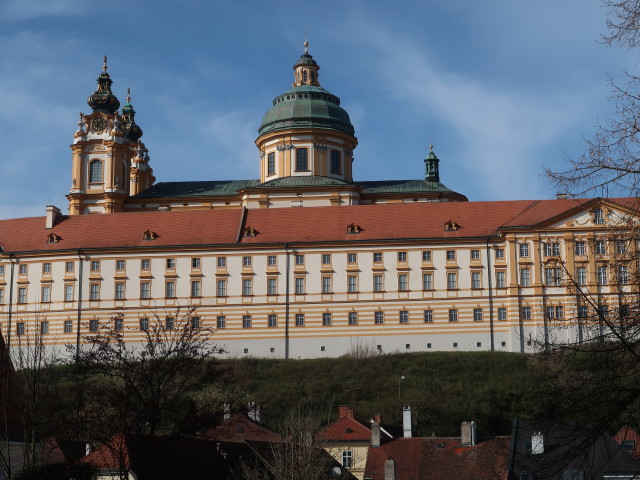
614 426 640 460
0 198 635 253
364 437 509 480
198 413 282 443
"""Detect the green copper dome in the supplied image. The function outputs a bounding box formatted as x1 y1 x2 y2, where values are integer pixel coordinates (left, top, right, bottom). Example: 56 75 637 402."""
259 85 355 136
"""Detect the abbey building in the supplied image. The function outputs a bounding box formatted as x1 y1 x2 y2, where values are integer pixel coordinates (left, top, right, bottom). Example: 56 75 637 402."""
0 46 636 358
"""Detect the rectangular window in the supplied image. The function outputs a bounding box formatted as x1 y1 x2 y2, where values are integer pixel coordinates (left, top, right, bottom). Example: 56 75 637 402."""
295 277 305 295
42 263 51 274
19 264 28 275
216 316 226 329
618 265 629 284
166 258 175 269
322 254 331 265
267 255 277 266
471 249 480 260
322 313 332 326
267 278 277 295
374 311 384 324
65 262 74 273
19 287 28 304
617 240 627 255
243 256 252 267
348 253 357 264
373 274 383 292
546 305 555 319
498 307 507 321
398 274 408 291
544 268 562 287
243 278 253 296
190 280 201 297
116 260 125 271
495 249 505 259
217 256 227 268
295 254 304 265
448 309 458 322
295 313 305 327
578 305 589 319
398 251 407 262
520 268 531 287
242 315 252 328
576 267 587 286
496 271 506 288
140 282 151 299
64 285 73 302
471 272 481 289
114 317 123 331
41 285 51 303
543 243 560 257
447 272 457 289
115 283 125 300
191 317 200 329
596 240 606 255
446 250 456 260
0 288 3 304
141 259 150 270
89 283 100 301
373 252 383 263
348 312 358 325
399 311 409 323
165 317 174 330
295 148 308 171
165 281 175 298
597 266 607 285
217 279 227 296
267 152 275 176
40 321 48 335
519 243 529 257
191 257 201 269
348 275 358 293
342 450 353 468
473 308 483 321
594 207 605 224
422 250 432 261
90 260 100 272
139 318 149 331
16 323 24 336
268 314 277 327
555 306 564 319
422 273 433 290
89 319 99 332
330 150 341 174
322 276 332 294
521 307 531 320
0 265 4 276
64 320 72 333
574 241 586 256
424 310 433 323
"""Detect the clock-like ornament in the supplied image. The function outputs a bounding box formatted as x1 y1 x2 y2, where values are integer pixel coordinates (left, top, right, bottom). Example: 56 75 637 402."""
91 116 107 132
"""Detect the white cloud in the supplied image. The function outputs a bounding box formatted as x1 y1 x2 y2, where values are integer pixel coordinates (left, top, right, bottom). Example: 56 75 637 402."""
1 0 84 20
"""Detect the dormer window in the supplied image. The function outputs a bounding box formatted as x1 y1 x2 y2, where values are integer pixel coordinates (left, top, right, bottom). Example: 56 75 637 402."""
594 207 605 224
46 233 61 244
142 230 158 241
346 223 361 234
244 226 258 237
444 220 460 231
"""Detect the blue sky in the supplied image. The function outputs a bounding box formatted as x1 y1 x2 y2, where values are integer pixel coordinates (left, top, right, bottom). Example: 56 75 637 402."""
0 0 633 219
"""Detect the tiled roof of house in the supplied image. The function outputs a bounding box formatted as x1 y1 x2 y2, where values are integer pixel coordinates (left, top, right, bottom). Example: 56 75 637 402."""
198 413 282 443
364 437 510 480
0 198 635 253
614 426 640 460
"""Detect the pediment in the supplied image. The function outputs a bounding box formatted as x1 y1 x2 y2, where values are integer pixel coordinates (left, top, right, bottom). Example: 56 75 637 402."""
538 202 637 230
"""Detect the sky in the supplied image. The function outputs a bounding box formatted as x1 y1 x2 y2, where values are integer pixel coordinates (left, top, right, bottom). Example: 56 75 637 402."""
0 0 635 220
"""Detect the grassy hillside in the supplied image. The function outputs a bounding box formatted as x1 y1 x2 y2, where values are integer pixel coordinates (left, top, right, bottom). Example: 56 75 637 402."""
219 351 548 437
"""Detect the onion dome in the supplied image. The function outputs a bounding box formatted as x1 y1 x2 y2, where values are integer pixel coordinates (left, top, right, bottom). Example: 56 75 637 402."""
87 56 120 114
121 88 143 141
258 42 354 136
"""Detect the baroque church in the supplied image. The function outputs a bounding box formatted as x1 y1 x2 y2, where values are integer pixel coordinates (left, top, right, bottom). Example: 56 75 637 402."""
0 44 635 358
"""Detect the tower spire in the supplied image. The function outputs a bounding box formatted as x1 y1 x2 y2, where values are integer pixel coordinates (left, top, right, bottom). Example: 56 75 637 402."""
293 38 320 87
424 144 440 182
121 87 143 141
87 56 120 114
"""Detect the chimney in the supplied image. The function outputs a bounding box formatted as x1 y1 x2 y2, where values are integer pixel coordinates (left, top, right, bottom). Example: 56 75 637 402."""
556 193 568 200
374 413 382 424
223 403 231 421
45 205 60 229
532 432 544 454
339 405 348 418
402 405 412 438
384 457 396 480
461 421 477 446
371 422 381 448
347 407 354 418
85 443 92 456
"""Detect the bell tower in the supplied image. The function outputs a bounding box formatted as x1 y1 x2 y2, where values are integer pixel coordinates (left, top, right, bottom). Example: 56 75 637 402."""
67 57 154 215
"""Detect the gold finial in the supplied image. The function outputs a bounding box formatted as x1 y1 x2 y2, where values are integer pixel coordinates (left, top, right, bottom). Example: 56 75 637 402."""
126 87 131 103
102 55 108 72
304 32 309 54
429 144 434 150
79 112 84 120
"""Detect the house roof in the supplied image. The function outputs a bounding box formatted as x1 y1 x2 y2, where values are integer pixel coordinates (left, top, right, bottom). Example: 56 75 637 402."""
614 426 640 459
318 415 372 443
40 438 87 466
198 413 282 443
364 437 510 480
0 198 635 254
130 180 260 199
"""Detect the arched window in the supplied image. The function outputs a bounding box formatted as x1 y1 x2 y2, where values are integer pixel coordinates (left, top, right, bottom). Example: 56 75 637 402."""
89 159 103 183
295 148 308 171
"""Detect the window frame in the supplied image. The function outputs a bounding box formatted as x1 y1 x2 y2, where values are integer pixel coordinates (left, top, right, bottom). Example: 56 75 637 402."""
295 147 309 171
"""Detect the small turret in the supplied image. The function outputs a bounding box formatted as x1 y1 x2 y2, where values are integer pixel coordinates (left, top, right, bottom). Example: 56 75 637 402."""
121 88 143 141
292 40 320 87
425 145 440 182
